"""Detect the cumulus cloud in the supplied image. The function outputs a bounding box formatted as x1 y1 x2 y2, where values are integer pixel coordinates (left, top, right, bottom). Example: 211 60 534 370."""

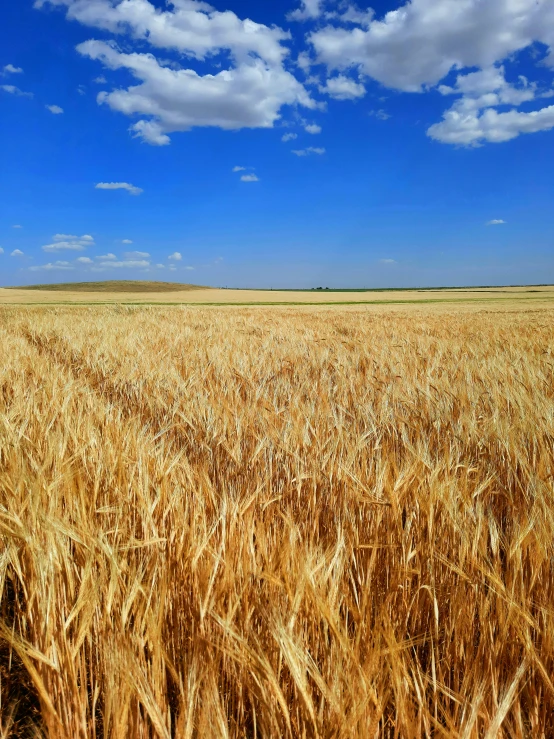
43 234 95 252
292 147 326 156
1 84 33 98
310 0 554 92
319 74 366 100
29 261 74 271
11 249 24 256
240 173 259 181
288 0 324 22
2 64 23 75
46 104 64 114
121 238 133 244
428 102 554 146
304 123 322 134
282 132 298 142
36 0 316 145
95 181 143 195
76 256 93 263
168 252 182 261
308 0 554 146
487 219 506 225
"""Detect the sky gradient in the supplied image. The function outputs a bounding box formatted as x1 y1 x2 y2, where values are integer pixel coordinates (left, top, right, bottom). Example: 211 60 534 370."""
1 0 554 288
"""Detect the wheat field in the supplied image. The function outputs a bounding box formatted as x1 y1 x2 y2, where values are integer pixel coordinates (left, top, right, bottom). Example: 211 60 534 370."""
0 305 553 738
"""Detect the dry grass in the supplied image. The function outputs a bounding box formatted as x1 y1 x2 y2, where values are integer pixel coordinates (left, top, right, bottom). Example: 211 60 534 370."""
1 285 554 307
7 281 209 293
0 305 553 737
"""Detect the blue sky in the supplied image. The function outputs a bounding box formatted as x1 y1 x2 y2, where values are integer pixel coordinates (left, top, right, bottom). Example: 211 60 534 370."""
1 0 554 288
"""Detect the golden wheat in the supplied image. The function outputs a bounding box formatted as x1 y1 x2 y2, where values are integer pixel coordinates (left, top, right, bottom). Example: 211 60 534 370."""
0 305 553 738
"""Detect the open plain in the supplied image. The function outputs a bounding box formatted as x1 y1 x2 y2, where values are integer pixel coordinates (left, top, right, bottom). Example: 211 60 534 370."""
1 300 553 737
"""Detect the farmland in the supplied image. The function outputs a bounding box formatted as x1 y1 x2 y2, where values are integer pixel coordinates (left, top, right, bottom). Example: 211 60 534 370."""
1 303 553 737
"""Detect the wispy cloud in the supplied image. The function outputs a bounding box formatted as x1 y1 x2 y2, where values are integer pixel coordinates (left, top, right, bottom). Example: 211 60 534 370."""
1 84 33 98
379 258 397 264
124 251 150 259
95 182 143 195
304 123 322 134
282 132 298 142
486 219 506 225
12 224 22 229
2 64 23 76
98 260 150 268
0 248 3 254
370 109 391 121
42 234 95 253
241 173 260 182
121 239 133 244
232 166 247 172
292 147 326 156
46 104 64 114
29 261 73 271
96 253 117 260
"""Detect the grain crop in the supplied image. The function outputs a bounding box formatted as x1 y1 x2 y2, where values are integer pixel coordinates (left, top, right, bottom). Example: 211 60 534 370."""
0 305 553 737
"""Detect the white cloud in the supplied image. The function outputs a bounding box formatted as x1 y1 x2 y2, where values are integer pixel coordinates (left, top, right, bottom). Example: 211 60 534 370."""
232 166 247 172
288 0 324 22
12 225 22 229
2 64 23 75
99 260 150 268
169 265 177 271
185 266 195 270
319 75 366 100
370 109 391 121
310 0 554 92
94 75 107 84
96 253 117 260
42 234 95 252
76 257 93 264
121 238 133 244
379 258 397 264
77 40 315 145
292 147 326 156
46 104 64 114
124 250 150 258
486 219 506 225
43 242 86 252
1 85 33 98
282 132 298 142
240 173 259 182
0 247 4 254
428 102 554 146
309 0 554 146
11 249 24 257
29 261 74 271
168 252 182 261
304 123 321 134
156 263 165 269
95 181 143 195
36 0 316 145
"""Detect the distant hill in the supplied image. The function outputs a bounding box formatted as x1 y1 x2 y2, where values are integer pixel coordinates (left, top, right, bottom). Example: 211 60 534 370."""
10 280 209 293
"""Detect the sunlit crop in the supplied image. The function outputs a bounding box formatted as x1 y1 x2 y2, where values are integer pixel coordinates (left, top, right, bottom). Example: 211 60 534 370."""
1 306 553 737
